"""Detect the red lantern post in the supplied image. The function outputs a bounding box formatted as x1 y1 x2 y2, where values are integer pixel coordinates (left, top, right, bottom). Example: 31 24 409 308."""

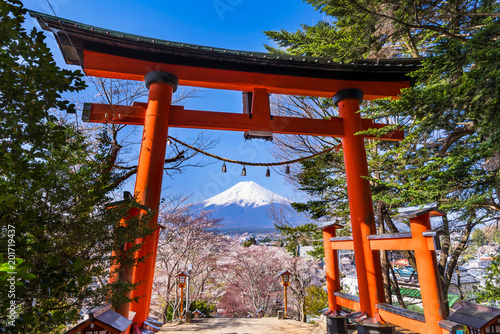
175 271 190 317
279 271 292 318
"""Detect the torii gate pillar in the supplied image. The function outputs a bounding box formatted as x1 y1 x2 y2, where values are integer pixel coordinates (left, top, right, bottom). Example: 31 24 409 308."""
333 89 385 318
126 72 178 325
410 212 447 333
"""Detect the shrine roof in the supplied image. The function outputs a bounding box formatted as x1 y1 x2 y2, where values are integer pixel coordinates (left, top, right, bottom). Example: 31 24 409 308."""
448 302 500 329
29 10 422 98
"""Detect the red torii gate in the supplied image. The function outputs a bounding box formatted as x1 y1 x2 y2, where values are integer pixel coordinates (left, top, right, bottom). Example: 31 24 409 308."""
31 10 446 334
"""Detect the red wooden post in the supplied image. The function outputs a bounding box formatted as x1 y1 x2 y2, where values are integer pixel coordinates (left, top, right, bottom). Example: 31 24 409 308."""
279 271 291 318
322 224 342 313
180 286 184 316
334 89 385 318
284 285 288 318
127 72 178 326
410 213 447 333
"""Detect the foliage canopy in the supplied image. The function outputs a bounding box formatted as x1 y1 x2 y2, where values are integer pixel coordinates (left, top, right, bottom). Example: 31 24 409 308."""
266 0 500 300
0 2 154 332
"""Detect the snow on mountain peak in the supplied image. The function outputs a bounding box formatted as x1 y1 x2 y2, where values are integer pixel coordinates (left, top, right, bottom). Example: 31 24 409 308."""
201 181 290 208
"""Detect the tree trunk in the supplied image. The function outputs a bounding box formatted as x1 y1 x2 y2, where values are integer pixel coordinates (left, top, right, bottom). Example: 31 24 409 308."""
389 263 406 308
438 216 450 284
162 303 169 323
456 265 464 300
440 217 474 317
384 212 417 270
376 201 392 303
381 250 392 303
301 300 306 322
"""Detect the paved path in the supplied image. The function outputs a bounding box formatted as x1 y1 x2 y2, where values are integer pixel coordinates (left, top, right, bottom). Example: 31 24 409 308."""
159 318 325 334
159 318 414 334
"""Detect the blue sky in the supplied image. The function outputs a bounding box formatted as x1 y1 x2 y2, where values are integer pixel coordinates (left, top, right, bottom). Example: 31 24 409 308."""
26 0 324 203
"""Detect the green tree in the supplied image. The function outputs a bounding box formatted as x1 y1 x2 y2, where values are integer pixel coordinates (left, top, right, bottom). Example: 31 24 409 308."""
0 2 154 332
304 285 328 319
189 300 216 318
472 228 487 247
477 255 500 305
274 223 328 259
1 122 155 333
492 229 500 244
243 237 257 247
265 0 500 309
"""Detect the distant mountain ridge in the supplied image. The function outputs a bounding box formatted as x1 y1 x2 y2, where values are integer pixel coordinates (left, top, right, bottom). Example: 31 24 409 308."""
193 181 308 232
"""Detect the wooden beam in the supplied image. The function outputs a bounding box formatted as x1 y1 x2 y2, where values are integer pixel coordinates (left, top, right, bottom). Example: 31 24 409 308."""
83 50 411 100
251 88 271 116
336 296 361 311
64 320 91 334
169 109 346 136
369 238 417 251
368 236 436 251
330 240 355 250
82 103 146 124
83 103 404 141
377 309 427 333
427 236 438 251
93 320 127 334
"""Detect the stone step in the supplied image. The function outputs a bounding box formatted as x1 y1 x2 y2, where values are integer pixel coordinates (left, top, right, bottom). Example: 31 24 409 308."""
146 318 164 327
139 329 155 334
143 320 161 332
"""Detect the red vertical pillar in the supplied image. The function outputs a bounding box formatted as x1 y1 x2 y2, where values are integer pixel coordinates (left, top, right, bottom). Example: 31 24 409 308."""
334 89 384 318
284 285 288 318
322 224 341 313
410 213 446 333
128 71 178 327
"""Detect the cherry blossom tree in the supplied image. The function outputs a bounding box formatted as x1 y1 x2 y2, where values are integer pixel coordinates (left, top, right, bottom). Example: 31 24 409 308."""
151 201 231 321
286 256 324 322
151 199 325 321
216 245 292 317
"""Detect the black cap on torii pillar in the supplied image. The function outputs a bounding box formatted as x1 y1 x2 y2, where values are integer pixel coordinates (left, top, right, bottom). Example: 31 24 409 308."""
332 88 364 107
145 71 179 91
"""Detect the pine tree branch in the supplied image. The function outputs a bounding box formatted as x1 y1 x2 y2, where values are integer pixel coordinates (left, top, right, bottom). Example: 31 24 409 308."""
435 123 475 157
349 0 468 42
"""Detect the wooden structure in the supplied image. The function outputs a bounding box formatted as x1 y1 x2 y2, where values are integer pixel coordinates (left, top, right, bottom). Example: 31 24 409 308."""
175 271 190 316
322 208 454 333
448 302 500 334
192 309 202 319
257 309 266 318
142 317 163 333
65 304 133 334
28 10 450 334
278 270 292 318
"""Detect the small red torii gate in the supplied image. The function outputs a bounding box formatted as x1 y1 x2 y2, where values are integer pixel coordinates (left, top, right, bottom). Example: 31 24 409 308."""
31 10 447 334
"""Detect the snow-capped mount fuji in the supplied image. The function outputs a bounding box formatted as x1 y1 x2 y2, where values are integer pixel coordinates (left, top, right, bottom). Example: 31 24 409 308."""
200 181 290 208
193 181 306 232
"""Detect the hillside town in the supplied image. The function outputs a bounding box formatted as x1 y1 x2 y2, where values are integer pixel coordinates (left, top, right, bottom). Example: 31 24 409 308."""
239 224 500 312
